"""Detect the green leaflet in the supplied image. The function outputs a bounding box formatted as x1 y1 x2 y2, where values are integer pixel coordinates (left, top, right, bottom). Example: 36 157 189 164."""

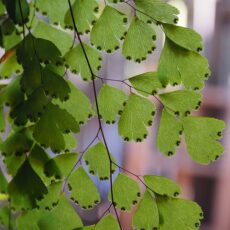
28 145 51 185
35 0 74 27
68 166 101 209
183 116 225 164
123 17 156 62
0 129 33 157
90 6 127 52
0 51 22 79
159 90 202 116
109 173 141 211
157 197 203 230
84 142 117 180
42 67 70 101
0 206 16 230
6 0 29 25
97 84 127 124
0 168 7 194
135 0 179 24
3 28 21 51
33 103 79 152
129 72 162 96
10 87 48 125
36 182 63 210
8 159 48 210
158 38 210 89
132 191 159 230
65 0 99 34
0 77 25 107
44 153 78 179
164 24 204 52
64 43 102 81
157 109 182 157
38 195 83 229
63 133 78 152
33 21 73 56
95 214 120 230
118 94 155 142
54 81 93 124
144 175 181 197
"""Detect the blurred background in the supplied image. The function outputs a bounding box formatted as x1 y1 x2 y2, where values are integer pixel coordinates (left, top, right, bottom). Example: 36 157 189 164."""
73 0 230 229
0 0 230 229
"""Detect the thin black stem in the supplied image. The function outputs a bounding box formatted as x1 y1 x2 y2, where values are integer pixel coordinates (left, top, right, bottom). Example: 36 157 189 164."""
67 1 122 228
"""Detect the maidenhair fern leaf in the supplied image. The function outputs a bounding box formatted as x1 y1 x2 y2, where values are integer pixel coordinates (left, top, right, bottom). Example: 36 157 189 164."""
129 72 162 96
97 84 127 124
90 6 127 53
44 153 78 179
123 18 156 62
63 133 78 152
65 0 99 34
33 103 79 152
42 67 70 101
0 169 7 194
8 159 48 210
0 51 22 79
36 182 63 210
159 90 202 116
33 21 73 56
35 0 74 27
109 173 140 211
68 166 101 209
54 81 93 124
118 94 155 142
157 197 203 230
28 145 51 184
0 206 16 230
95 214 120 230
64 43 102 81
132 191 159 230
158 39 210 89
135 0 179 24
157 109 182 157
183 117 225 164
84 142 116 180
37 195 83 229
6 0 29 25
144 175 181 197
164 24 204 52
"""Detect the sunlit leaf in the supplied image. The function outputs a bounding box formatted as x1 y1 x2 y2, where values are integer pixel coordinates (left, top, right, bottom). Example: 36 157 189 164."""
90 6 127 52
118 94 155 142
95 214 119 230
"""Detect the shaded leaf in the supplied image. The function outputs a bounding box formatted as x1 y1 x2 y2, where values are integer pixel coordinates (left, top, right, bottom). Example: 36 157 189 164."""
118 94 155 142
144 175 181 197
97 84 127 124
33 103 79 152
44 153 78 179
54 81 93 124
123 17 156 62
157 109 182 157
8 159 48 209
68 166 101 209
158 39 210 89
132 191 159 230
109 173 140 211
65 0 99 34
183 117 225 164
0 168 7 194
64 43 102 81
84 142 116 180
135 0 179 24
129 72 162 96
90 6 127 52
